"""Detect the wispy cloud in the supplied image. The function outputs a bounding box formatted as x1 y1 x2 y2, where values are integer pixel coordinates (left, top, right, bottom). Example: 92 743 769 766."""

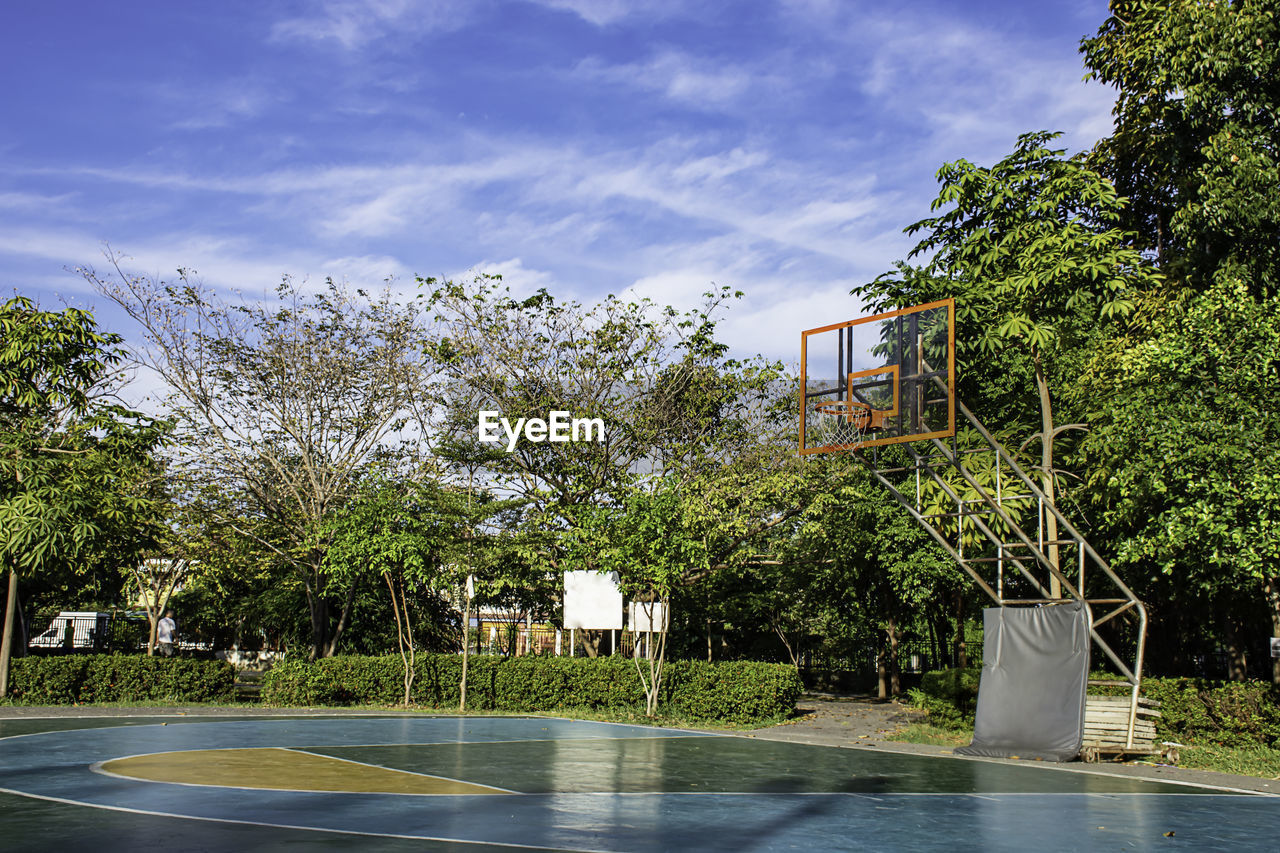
575 50 764 106
270 0 476 49
0 190 79 216
526 0 685 27
834 9 1112 160
4 0 1121 374
167 81 281 130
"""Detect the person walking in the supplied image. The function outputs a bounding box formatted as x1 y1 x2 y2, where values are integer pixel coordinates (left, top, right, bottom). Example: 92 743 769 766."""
157 610 177 657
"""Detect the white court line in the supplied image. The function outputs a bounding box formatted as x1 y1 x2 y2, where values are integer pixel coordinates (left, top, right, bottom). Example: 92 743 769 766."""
0 715 715 747
0 786 616 853
9 715 1272 797
82 753 1272 800
526 713 734 737
88 747 522 796
298 734 715 749
283 747 523 793
729 734 1280 797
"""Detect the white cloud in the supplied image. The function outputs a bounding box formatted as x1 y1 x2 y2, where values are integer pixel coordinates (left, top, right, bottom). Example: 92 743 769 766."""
527 0 683 27
621 268 720 315
575 51 763 107
270 0 475 49
876 19 1110 156
621 267 867 364
169 82 280 131
318 253 415 285
724 280 866 364
0 226 96 262
0 191 77 213
457 257 560 299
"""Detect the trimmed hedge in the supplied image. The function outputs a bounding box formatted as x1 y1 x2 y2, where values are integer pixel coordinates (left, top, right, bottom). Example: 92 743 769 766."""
1139 678 1280 748
911 668 1280 748
261 654 802 724
6 655 235 704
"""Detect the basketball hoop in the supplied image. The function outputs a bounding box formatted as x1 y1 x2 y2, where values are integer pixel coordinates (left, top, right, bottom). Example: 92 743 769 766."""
807 398 875 450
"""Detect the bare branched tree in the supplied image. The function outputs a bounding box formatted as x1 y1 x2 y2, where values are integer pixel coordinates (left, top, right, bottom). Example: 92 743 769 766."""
81 250 432 658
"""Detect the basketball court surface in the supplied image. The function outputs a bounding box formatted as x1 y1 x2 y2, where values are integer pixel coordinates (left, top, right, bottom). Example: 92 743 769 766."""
2 713 1277 851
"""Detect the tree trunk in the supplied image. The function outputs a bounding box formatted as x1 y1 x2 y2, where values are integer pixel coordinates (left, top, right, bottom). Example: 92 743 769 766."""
306 588 328 661
385 573 415 707
876 640 888 699
0 570 18 698
1265 577 1280 686
323 584 356 658
579 629 602 658
1225 617 1248 682
955 589 968 669
773 620 801 668
928 614 940 672
887 617 900 698
1032 349 1062 599
459 580 471 712
13 591 26 658
934 610 951 670
632 600 668 717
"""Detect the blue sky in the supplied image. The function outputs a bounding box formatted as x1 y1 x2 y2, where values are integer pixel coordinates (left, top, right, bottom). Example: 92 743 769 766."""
3 0 1116 378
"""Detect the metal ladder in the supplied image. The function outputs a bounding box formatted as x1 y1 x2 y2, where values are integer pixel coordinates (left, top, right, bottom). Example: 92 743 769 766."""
862 396 1148 749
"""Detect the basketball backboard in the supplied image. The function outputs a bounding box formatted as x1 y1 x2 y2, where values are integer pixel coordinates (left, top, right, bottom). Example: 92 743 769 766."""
800 298 955 453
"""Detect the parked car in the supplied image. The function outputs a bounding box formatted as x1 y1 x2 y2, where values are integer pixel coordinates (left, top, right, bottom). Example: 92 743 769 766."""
28 612 111 651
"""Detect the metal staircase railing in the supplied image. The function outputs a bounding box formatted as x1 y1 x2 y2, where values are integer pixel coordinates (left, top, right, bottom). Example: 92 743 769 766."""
861 396 1148 749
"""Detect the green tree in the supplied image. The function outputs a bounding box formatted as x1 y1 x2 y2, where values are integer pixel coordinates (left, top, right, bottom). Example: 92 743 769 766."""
587 480 710 716
1082 0 1280 293
427 278 800 676
83 254 430 659
1076 278 1280 681
787 457 959 697
323 480 469 706
1077 1 1280 680
857 132 1162 595
0 296 168 694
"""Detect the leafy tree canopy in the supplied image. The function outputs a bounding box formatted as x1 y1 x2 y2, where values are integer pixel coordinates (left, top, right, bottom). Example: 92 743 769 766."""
0 296 169 576
1083 0 1280 293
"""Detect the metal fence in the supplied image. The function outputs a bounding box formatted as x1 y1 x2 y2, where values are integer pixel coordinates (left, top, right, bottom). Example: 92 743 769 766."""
469 624 656 658
801 640 957 678
27 614 147 655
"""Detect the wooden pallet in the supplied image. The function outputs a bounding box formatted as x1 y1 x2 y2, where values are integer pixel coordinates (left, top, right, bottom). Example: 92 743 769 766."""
1080 695 1176 762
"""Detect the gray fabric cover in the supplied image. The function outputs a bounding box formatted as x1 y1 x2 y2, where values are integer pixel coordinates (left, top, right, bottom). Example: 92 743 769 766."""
955 602 1091 762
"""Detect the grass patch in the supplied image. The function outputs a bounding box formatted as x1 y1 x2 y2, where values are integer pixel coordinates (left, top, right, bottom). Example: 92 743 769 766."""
886 723 972 747
1172 743 1280 779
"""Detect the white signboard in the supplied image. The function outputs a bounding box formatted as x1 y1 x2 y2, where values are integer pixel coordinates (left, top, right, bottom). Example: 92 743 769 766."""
563 570 623 630
628 601 669 633
1271 637 1280 659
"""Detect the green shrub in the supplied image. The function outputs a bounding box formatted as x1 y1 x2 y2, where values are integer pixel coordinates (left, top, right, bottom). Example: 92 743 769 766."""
665 660 802 724
911 668 1280 747
7 655 234 704
908 667 981 728
261 654 801 724
905 688 973 730
1138 678 1280 748
919 667 981 707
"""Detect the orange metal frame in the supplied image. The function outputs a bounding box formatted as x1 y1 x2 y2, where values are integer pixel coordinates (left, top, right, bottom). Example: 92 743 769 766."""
799 298 955 454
